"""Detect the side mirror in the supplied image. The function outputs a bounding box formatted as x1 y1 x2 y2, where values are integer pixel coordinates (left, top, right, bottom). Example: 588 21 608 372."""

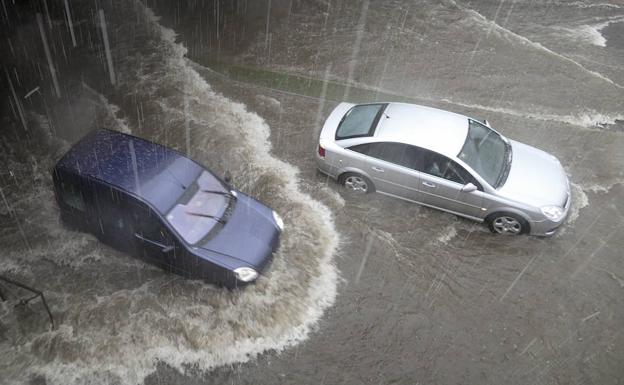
162 245 175 254
223 170 232 184
483 119 490 127
461 183 477 193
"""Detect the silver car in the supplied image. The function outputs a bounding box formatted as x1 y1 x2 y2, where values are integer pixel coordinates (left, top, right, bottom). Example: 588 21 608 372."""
316 102 571 236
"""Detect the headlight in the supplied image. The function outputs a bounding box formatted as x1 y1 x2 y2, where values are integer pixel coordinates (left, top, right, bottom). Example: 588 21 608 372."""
541 205 564 221
272 210 284 231
234 267 258 282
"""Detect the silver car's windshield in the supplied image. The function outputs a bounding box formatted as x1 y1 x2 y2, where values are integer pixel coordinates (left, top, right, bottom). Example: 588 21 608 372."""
458 119 510 188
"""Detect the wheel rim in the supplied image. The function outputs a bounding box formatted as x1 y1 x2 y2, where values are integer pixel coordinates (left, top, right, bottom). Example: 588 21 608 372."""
492 216 522 234
344 175 368 193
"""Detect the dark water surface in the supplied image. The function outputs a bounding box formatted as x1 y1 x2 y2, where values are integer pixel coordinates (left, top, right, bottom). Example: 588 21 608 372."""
1 0 623 384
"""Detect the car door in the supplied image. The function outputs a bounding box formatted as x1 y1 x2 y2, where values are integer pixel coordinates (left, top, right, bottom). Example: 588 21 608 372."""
346 142 421 201
131 201 179 272
417 149 485 219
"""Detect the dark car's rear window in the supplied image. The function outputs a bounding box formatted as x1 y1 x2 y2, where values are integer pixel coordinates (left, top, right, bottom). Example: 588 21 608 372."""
335 103 387 140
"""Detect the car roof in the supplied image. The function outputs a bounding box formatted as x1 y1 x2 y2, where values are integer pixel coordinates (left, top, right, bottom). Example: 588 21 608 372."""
373 103 469 158
54 129 203 213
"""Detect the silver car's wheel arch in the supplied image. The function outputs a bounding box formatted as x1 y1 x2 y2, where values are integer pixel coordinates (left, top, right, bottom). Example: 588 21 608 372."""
486 212 530 235
338 172 375 194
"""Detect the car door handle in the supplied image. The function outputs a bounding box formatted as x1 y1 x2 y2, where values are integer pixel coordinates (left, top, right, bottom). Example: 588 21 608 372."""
371 166 384 172
422 181 436 188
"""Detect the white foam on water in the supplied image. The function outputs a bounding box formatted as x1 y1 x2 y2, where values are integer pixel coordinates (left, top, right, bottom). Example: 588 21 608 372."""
551 16 624 48
435 225 458 245
580 180 624 193
559 1 622 9
567 183 589 224
255 94 283 111
458 4 624 89
440 98 624 129
82 82 132 134
555 24 607 47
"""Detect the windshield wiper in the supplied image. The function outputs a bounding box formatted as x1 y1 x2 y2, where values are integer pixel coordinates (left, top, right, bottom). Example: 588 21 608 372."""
201 189 237 199
185 210 226 224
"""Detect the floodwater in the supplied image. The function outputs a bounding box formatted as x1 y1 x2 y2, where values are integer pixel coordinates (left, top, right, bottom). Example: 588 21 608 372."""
1 0 623 384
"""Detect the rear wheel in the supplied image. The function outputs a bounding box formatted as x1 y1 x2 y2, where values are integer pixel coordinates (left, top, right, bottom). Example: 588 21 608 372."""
487 212 528 235
339 173 374 194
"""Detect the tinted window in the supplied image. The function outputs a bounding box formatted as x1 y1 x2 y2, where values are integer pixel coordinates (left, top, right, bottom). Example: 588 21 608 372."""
336 104 387 140
349 142 421 170
130 202 174 247
60 181 86 212
421 150 480 188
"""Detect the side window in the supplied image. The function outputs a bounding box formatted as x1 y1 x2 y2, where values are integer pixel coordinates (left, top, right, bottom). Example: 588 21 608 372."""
132 203 169 243
60 181 86 212
451 162 482 190
348 142 422 170
349 143 373 156
422 151 467 185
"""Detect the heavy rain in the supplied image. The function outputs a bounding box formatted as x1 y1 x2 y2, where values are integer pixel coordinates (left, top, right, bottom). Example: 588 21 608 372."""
1 0 623 384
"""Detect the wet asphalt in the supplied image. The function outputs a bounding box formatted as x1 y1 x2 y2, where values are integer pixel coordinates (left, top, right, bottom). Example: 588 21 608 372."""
145 1 624 384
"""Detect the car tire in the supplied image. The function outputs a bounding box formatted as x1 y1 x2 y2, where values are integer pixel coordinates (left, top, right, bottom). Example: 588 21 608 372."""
487 212 529 235
339 172 374 194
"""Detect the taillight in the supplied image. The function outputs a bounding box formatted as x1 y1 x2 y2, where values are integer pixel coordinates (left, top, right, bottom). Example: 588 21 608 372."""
318 144 326 158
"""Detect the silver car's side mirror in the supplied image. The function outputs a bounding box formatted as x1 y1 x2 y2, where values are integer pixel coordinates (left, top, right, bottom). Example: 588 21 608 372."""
483 119 490 127
461 183 477 193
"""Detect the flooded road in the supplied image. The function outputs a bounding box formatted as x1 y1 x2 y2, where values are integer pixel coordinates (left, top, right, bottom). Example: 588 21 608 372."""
1 0 623 384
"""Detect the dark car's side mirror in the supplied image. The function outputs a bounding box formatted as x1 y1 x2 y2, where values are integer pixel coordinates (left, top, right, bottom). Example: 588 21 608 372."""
461 183 477 193
162 245 175 254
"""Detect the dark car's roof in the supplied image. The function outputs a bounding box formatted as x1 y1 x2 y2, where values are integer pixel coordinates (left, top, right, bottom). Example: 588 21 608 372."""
55 129 204 213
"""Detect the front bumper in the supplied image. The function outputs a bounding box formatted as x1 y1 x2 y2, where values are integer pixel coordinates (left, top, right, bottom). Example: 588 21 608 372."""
529 192 572 236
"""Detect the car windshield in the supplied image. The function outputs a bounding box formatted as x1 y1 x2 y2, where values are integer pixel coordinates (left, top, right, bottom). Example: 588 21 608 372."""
458 119 510 188
335 103 387 140
165 171 232 244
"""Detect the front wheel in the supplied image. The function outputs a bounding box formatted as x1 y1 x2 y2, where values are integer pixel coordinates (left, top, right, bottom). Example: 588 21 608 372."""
340 173 374 194
487 212 528 235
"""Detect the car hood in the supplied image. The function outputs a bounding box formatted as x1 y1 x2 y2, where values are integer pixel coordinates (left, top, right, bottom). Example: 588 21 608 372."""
198 193 279 270
497 140 569 208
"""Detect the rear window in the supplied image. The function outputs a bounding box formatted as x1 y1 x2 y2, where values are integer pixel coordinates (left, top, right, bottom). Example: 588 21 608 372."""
335 103 387 140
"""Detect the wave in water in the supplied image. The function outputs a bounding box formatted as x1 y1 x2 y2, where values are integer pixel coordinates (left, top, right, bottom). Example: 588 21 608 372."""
0 1 341 384
440 98 624 129
457 3 624 90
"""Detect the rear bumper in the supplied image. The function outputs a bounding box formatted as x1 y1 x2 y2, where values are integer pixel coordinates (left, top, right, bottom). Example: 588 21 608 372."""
315 153 338 180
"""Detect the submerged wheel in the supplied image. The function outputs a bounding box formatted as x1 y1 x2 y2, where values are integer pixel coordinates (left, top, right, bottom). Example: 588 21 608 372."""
487 212 528 235
340 173 374 194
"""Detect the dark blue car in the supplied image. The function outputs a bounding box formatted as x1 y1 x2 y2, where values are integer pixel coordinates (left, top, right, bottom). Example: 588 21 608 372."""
52 129 283 288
